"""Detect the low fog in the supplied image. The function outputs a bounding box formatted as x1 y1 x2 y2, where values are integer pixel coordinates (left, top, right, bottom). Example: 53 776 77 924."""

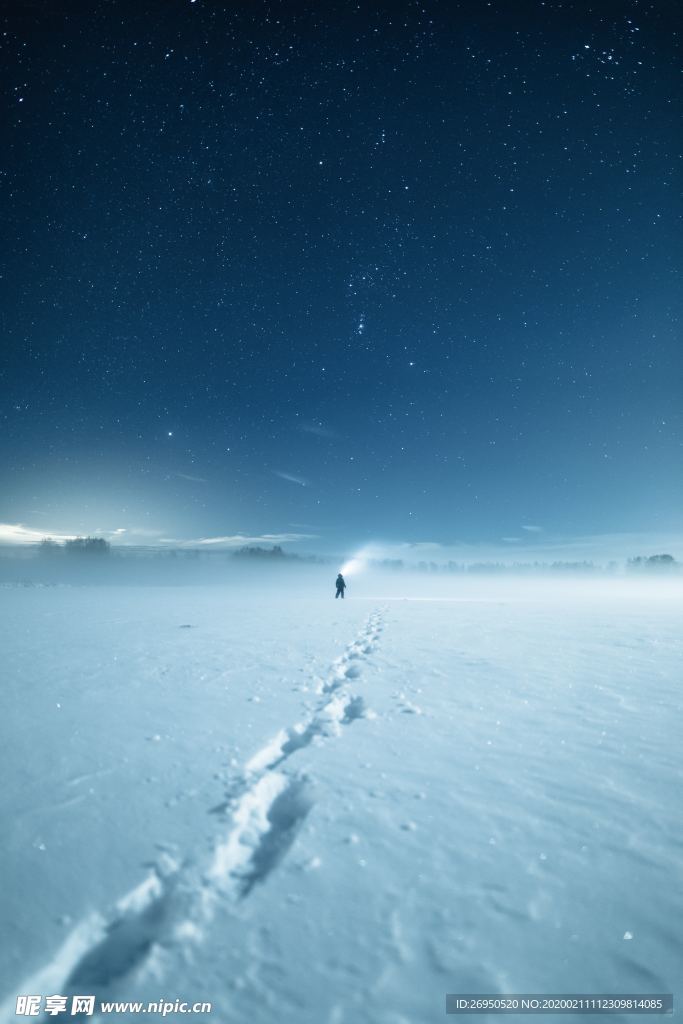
1 542 682 605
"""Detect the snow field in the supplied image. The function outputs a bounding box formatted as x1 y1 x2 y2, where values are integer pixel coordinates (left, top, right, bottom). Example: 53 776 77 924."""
1 582 681 1024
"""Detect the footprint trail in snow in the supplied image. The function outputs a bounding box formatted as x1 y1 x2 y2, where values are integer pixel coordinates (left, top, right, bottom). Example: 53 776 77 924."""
0 609 386 1021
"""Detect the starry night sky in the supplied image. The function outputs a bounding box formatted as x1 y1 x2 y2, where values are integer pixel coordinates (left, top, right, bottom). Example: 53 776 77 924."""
2 0 681 557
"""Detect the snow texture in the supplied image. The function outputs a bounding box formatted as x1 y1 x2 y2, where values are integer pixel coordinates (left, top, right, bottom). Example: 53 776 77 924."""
0 579 680 1024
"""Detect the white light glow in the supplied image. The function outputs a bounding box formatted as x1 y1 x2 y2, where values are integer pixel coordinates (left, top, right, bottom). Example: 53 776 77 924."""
339 546 374 576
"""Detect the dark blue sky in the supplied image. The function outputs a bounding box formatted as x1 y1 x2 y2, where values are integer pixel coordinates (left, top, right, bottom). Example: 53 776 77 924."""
1 0 680 558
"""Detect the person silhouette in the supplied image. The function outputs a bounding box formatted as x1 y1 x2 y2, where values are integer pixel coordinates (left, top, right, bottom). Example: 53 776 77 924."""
335 573 346 599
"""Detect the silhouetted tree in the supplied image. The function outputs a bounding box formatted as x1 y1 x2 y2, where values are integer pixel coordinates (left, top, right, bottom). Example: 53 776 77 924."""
64 536 111 555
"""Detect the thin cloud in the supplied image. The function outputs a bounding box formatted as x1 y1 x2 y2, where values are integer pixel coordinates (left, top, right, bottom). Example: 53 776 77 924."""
273 471 309 487
115 528 167 541
0 522 76 545
175 473 208 484
0 521 316 549
299 422 340 440
0 523 167 546
161 532 317 548
521 525 543 533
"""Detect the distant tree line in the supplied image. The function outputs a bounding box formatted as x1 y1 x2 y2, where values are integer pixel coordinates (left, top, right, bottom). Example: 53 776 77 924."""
369 555 679 574
626 554 677 571
231 545 325 564
232 544 287 559
29 540 679 573
34 540 326 564
40 537 111 556
368 557 601 574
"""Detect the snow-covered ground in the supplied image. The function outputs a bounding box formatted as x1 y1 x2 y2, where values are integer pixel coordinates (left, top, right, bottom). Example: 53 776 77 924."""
1 575 681 1024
